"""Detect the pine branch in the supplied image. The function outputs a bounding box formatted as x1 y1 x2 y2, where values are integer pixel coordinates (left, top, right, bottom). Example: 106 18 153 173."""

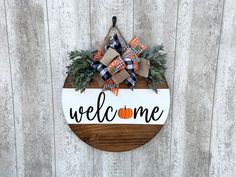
141 45 167 92
66 50 94 92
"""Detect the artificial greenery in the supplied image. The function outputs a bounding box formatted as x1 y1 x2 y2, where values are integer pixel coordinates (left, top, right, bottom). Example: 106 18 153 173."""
67 45 167 93
66 50 94 92
141 45 167 92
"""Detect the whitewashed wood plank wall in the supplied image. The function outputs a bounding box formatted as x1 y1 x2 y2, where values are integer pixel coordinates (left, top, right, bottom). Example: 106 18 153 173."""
0 0 235 177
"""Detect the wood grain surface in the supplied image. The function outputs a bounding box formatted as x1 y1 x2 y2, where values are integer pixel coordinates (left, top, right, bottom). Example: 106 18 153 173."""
132 0 178 176
69 124 162 152
4 0 55 176
0 1 17 176
46 0 94 176
1 0 236 176
171 0 224 177
209 0 236 176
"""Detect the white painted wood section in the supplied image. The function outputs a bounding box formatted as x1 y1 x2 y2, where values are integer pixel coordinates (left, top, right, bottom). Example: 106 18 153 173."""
0 0 17 176
62 88 170 125
46 0 93 176
4 0 55 176
171 0 224 177
132 0 178 176
209 0 236 176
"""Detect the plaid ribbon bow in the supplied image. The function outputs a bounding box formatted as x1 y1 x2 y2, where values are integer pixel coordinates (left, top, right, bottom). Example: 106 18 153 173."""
91 34 146 95
91 34 123 81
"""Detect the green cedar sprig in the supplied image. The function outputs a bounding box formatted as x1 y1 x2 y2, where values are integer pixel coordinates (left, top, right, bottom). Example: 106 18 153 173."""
66 50 94 93
141 45 167 92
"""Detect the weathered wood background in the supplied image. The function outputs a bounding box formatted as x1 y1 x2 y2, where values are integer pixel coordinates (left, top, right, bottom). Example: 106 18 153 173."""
0 0 235 176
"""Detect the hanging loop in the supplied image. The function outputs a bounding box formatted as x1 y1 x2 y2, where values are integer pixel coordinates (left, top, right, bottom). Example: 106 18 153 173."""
112 16 117 27
104 16 127 45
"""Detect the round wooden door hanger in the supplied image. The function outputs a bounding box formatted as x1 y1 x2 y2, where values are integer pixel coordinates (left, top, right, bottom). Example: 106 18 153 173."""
62 17 170 152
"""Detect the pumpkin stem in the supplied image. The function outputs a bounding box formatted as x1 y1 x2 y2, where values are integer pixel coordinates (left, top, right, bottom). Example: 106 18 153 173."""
124 105 126 109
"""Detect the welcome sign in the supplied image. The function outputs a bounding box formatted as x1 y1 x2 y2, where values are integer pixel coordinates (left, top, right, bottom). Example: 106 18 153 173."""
62 16 171 151
62 88 170 125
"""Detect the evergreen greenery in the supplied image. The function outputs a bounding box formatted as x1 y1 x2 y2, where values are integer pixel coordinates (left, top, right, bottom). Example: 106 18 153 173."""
66 45 167 93
141 45 167 92
66 50 94 92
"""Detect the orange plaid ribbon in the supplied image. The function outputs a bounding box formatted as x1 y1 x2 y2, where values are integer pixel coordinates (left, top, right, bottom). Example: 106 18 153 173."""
107 56 126 75
128 36 147 56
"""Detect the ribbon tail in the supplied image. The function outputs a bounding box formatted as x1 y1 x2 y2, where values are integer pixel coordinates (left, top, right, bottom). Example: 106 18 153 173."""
111 87 119 96
103 79 119 96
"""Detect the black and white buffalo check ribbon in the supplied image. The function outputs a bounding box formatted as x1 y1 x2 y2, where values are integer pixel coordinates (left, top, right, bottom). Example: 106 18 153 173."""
91 61 112 80
91 34 141 90
122 56 138 88
105 34 123 54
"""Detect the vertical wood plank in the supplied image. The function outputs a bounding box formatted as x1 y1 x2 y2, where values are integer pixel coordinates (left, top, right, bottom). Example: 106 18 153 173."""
90 0 133 176
5 0 55 176
0 0 17 177
171 0 224 176
209 0 236 176
46 0 94 176
132 0 178 176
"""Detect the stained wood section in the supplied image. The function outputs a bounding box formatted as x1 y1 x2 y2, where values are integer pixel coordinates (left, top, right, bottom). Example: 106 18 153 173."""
69 124 162 152
64 75 168 89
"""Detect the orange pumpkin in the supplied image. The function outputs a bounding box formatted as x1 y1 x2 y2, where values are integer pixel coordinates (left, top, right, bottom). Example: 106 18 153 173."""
118 106 133 119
